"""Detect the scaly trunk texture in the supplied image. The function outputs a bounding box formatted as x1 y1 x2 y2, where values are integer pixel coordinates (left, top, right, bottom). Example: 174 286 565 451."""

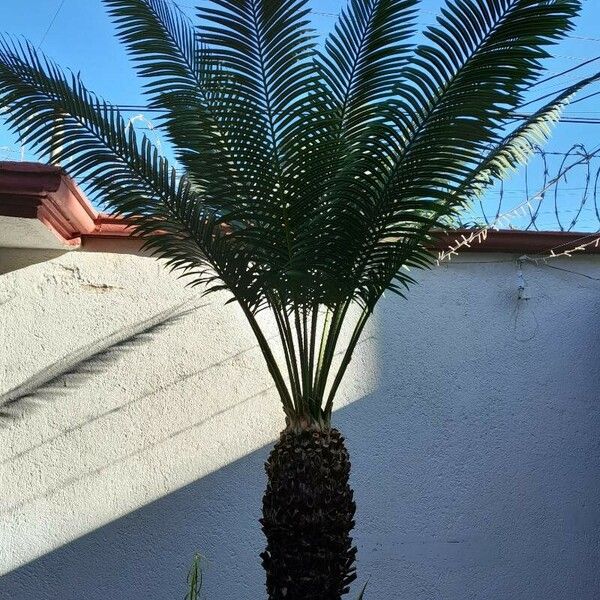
261 427 357 600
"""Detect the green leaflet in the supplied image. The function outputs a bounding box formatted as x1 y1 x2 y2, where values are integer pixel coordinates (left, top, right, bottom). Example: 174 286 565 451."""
185 554 203 600
0 0 590 419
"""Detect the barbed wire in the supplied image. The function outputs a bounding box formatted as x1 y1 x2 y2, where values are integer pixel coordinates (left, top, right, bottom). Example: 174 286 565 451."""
439 145 600 263
454 143 600 233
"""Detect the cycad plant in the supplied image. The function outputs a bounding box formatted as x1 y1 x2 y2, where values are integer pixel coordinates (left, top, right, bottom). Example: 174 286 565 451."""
0 0 595 598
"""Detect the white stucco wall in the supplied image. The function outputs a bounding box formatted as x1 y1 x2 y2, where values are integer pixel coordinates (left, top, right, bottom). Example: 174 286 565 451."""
0 249 598 600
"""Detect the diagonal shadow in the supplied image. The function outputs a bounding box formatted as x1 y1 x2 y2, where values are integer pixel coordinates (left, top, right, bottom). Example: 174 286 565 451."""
0 429 275 600
0 300 210 422
2 387 599 600
1 385 275 516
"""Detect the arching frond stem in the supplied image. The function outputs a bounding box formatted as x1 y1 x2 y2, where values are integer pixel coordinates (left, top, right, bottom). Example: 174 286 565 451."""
240 303 296 416
324 307 371 419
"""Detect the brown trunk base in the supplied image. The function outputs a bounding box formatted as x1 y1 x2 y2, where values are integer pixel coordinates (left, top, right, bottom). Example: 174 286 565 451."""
261 427 357 600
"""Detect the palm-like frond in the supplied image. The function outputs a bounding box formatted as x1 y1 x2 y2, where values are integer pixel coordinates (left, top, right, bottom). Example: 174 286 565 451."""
0 0 590 425
104 0 248 201
0 36 295 411
0 38 216 279
316 0 418 143
299 0 420 300
457 73 600 199
335 0 582 308
197 0 320 292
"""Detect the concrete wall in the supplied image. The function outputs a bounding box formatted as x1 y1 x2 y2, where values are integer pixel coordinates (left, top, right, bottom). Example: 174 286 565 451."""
0 249 598 600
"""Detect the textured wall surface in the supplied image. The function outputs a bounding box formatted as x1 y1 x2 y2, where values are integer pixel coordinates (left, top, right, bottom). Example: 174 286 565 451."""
0 250 598 600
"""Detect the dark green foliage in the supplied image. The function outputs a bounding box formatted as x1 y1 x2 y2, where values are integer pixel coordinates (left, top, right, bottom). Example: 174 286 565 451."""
261 428 357 600
0 2 594 597
0 0 593 422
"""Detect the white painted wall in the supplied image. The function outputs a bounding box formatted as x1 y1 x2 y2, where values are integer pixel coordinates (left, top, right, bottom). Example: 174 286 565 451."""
0 249 598 600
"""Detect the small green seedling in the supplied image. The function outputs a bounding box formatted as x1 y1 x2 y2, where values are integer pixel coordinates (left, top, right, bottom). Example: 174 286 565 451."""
356 578 369 599
185 554 203 600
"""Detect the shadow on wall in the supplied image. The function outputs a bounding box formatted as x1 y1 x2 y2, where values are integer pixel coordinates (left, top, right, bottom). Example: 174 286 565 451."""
0 300 209 420
1 382 600 600
2 261 600 600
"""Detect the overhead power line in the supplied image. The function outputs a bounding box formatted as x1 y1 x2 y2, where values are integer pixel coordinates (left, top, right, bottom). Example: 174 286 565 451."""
109 103 600 125
570 34 600 43
38 0 67 49
567 89 600 107
143 1 600 117
516 74 600 111
532 55 600 87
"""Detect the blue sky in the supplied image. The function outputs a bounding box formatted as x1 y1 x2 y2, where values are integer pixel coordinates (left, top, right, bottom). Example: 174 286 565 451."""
1 0 600 230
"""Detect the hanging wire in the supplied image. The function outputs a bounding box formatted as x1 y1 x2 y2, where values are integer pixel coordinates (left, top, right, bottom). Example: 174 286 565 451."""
38 0 68 49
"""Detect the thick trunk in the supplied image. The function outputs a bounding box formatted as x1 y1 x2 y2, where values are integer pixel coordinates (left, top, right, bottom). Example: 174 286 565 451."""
261 427 357 600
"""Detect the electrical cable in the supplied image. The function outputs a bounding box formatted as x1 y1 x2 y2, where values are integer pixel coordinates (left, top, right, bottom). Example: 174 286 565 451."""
38 0 67 49
543 262 600 281
530 55 600 88
114 103 600 123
